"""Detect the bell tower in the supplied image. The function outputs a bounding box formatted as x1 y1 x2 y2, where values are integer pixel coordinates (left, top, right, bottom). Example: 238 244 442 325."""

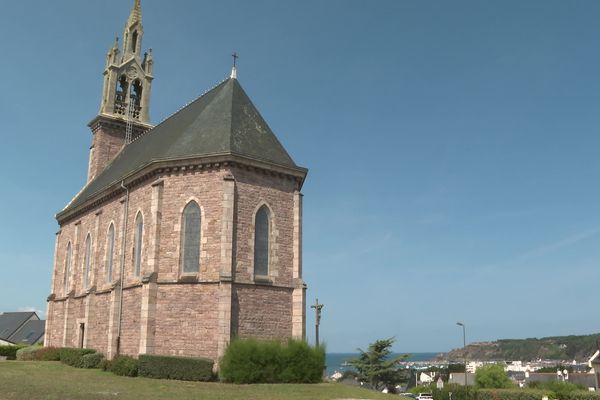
87 0 154 182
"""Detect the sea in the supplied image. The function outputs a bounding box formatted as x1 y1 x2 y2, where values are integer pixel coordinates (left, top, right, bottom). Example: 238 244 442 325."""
326 352 439 376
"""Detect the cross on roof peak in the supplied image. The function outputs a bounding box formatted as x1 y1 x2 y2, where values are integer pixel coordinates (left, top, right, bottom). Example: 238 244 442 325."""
230 52 238 79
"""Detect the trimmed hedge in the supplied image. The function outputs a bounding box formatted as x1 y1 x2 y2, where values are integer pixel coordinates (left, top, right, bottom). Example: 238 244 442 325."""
476 389 551 400
138 354 214 381
81 352 104 369
219 338 325 384
108 355 139 377
59 348 96 368
0 345 29 360
17 346 72 362
16 346 42 360
561 393 600 400
432 384 476 400
34 347 62 361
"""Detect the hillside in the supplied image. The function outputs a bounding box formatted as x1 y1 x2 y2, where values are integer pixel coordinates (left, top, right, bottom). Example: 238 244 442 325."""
440 333 600 361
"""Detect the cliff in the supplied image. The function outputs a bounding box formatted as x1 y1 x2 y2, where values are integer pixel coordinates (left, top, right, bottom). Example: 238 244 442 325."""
439 333 600 361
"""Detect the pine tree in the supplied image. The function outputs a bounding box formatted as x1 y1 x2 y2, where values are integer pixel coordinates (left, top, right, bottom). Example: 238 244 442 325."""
348 337 408 392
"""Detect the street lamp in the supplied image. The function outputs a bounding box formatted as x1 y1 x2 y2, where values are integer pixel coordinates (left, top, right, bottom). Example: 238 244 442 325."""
456 322 467 386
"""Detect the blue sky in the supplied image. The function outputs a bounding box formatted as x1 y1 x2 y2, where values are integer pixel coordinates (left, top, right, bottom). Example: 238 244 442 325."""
1 0 600 353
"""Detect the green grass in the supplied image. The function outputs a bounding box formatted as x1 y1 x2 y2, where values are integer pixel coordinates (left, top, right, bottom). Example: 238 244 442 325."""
0 361 393 400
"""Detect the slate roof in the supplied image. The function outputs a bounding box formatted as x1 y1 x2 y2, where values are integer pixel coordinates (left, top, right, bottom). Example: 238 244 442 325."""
8 320 45 345
62 78 304 214
0 312 35 340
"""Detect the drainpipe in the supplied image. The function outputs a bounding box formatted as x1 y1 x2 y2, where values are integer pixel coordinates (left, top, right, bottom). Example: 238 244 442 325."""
116 180 129 355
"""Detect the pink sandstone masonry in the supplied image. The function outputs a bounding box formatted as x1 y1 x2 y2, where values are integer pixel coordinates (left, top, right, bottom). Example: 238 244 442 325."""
46 162 306 362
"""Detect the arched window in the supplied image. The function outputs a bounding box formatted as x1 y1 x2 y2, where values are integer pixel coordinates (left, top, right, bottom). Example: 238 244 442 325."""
133 212 143 277
83 234 92 289
106 223 115 282
63 242 72 293
181 201 201 273
254 206 270 277
131 80 142 107
132 31 138 53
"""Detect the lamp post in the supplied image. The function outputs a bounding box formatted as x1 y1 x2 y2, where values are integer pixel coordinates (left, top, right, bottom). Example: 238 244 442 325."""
456 322 467 386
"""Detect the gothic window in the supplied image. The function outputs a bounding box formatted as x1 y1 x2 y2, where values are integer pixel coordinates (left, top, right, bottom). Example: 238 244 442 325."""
106 223 115 282
117 76 128 100
254 206 270 277
181 201 201 274
132 80 142 104
115 76 129 115
131 80 142 118
63 242 72 293
83 234 92 289
132 31 138 53
133 212 143 277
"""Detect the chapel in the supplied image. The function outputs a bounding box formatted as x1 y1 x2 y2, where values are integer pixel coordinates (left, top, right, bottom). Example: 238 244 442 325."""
45 0 307 361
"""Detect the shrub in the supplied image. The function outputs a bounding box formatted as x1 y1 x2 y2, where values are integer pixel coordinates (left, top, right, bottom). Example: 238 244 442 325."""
432 384 476 400
219 338 325 384
81 352 104 369
99 358 111 371
561 392 600 400
33 347 61 361
528 381 587 399
278 339 325 383
0 345 29 360
16 346 42 360
475 364 513 389
109 355 138 377
476 388 551 400
138 354 214 381
59 348 96 368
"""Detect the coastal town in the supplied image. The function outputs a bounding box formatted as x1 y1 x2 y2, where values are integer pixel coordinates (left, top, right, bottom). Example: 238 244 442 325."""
329 347 600 393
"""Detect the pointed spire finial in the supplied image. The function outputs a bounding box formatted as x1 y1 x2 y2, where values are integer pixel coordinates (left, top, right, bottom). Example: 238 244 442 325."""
230 52 238 79
128 0 142 26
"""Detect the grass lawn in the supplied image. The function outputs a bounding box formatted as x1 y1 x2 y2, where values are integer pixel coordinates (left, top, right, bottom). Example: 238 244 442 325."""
0 361 394 400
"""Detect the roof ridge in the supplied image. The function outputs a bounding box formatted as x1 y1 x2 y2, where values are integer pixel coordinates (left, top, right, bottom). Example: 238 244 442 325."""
130 76 231 144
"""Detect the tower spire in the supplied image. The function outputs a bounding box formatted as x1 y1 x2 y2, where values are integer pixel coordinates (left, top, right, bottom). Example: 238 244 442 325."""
89 0 154 182
128 0 142 27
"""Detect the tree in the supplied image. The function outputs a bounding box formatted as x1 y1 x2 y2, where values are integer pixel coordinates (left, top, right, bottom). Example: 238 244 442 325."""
347 337 408 392
474 364 512 389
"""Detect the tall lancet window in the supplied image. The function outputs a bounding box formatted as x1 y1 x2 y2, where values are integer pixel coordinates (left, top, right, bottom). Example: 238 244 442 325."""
132 31 138 53
254 206 270 277
106 223 115 282
83 234 92 289
181 201 201 274
133 212 143 277
63 242 72 294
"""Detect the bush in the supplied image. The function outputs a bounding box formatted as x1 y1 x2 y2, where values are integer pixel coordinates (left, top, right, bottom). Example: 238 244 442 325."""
138 354 214 381
16 346 42 360
15 346 61 361
219 338 325 384
0 345 29 360
278 339 325 383
33 347 61 361
476 388 551 400
475 364 513 389
99 358 111 371
529 381 587 399
59 348 96 368
108 355 138 377
561 392 600 400
81 352 104 369
432 384 476 400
